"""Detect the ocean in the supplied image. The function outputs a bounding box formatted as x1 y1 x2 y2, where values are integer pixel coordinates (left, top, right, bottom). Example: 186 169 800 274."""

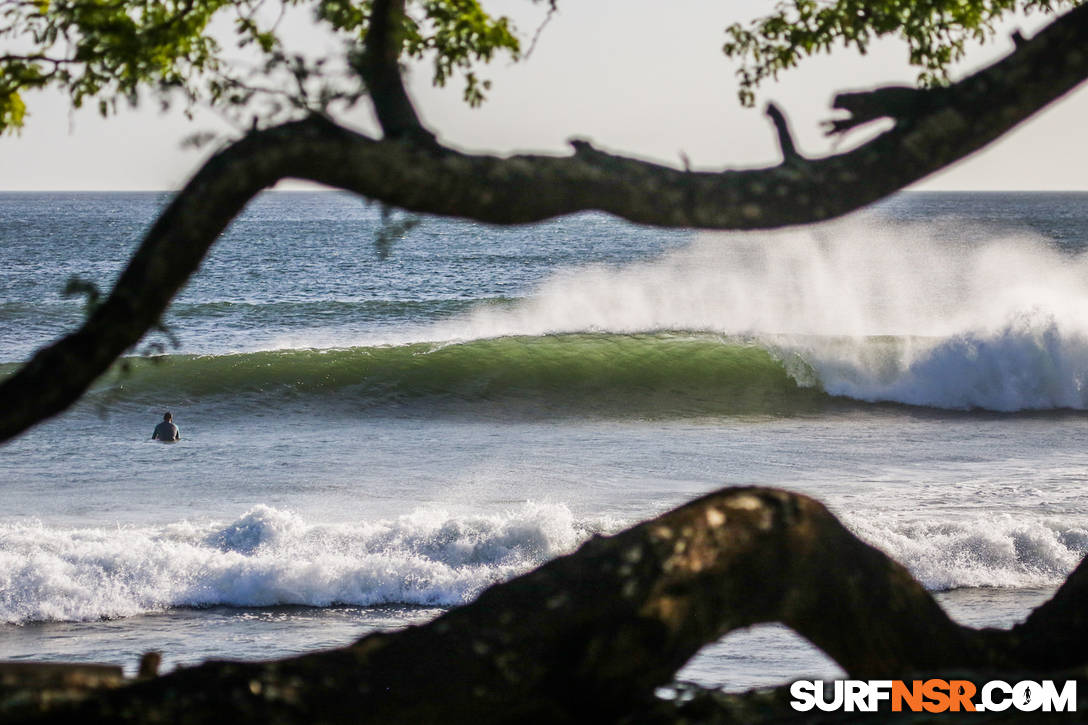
1 191 1086 692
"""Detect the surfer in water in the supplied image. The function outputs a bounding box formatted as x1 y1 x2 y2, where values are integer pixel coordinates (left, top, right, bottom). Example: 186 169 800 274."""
151 412 180 442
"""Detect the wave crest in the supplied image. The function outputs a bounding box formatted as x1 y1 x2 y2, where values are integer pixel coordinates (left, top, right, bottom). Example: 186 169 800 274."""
848 514 1088 590
3 506 1084 623
0 504 586 624
69 323 1088 416
799 314 1088 411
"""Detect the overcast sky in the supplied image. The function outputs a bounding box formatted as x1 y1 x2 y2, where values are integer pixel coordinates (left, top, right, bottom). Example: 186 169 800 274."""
1 0 1085 191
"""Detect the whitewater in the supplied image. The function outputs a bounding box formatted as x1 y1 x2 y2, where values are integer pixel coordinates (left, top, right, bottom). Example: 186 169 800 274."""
2 503 1082 625
1 191 1086 690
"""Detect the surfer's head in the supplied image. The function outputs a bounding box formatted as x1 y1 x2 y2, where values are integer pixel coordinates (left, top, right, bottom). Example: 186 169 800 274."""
163 412 172 422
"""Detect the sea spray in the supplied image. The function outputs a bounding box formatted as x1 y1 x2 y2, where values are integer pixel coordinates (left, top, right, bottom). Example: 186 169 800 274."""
425 220 1088 411
432 220 1088 340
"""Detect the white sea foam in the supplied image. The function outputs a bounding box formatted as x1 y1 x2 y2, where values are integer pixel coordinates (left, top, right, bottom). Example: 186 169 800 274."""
2 504 1084 623
807 315 1088 410
0 504 586 624
846 513 1088 590
429 220 1088 411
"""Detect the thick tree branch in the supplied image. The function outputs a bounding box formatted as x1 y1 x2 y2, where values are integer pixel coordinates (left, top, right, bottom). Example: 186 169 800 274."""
824 86 929 135
3 5 1088 442
352 0 433 141
998 554 1088 670
5 487 1084 723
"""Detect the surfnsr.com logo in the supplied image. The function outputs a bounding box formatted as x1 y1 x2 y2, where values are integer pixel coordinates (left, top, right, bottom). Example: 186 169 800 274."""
790 679 1077 713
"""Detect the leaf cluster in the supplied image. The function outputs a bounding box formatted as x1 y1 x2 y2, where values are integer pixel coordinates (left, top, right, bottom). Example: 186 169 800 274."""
1 0 228 128
0 0 530 132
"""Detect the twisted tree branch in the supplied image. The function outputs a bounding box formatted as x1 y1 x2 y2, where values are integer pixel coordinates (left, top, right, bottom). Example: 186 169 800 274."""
3 5 1088 442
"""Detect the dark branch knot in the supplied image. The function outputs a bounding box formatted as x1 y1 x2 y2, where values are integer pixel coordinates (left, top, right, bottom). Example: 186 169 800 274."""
825 86 927 136
568 138 603 158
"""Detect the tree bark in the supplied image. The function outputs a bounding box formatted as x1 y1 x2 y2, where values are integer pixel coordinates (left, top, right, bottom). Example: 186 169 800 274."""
5 487 1085 724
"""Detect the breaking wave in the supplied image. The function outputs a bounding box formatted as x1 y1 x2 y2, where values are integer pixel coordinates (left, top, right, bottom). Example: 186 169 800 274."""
3 505 1084 623
849 513 1088 591
52 322 1088 416
7 217 1088 414
0 504 590 624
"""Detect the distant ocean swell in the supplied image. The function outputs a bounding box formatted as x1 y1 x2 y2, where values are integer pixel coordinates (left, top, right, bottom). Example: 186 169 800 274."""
0 297 498 326
47 324 1088 414
2 505 1083 624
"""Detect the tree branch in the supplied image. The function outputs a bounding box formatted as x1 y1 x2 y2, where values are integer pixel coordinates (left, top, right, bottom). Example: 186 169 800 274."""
6 487 1083 723
824 86 929 135
998 554 1088 670
764 102 801 161
352 0 432 142
3 5 1088 442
